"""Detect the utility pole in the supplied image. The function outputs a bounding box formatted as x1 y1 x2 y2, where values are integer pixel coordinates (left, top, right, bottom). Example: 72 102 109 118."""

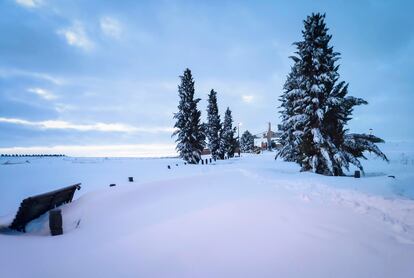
238 123 242 157
267 122 272 151
238 123 241 142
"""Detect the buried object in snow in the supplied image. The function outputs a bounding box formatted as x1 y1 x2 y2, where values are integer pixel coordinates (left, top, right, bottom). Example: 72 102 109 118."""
49 209 63 236
9 183 81 232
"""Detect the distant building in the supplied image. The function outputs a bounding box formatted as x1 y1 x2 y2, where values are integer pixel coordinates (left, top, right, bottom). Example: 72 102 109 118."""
201 148 211 155
254 122 282 150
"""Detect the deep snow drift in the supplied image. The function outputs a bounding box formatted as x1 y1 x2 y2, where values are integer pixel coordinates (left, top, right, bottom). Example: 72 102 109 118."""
0 142 413 278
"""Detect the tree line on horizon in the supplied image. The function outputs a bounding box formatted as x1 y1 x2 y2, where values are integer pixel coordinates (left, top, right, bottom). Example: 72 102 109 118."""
0 154 66 157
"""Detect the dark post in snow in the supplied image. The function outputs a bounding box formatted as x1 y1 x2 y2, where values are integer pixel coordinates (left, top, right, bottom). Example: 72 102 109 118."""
49 209 63 236
205 159 208 164
167 165 171 169
354 171 361 178
209 158 212 163
201 159 204 165
128 177 134 182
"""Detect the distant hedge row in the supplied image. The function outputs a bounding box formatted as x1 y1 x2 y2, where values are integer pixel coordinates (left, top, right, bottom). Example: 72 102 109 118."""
0 154 66 157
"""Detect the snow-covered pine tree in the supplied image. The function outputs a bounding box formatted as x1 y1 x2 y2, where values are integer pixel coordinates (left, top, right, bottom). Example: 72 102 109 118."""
240 130 255 153
200 122 208 141
277 13 387 175
172 68 205 164
219 107 237 158
276 58 304 163
342 133 388 170
206 89 222 160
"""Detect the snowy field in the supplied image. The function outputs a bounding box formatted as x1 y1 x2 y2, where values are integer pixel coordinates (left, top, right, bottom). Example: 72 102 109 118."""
0 142 413 278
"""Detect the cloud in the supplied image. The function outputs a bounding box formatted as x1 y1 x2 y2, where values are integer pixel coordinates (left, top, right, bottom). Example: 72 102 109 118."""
0 117 174 133
0 144 177 157
0 68 64 85
27 88 57 100
242 95 254 103
15 0 42 8
54 103 76 113
100 16 122 39
57 21 93 51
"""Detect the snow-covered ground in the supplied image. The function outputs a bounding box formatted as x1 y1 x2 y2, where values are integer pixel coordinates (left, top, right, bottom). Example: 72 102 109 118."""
0 142 413 277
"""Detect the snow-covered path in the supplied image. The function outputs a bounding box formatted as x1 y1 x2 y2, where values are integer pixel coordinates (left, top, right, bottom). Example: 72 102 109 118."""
0 149 413 277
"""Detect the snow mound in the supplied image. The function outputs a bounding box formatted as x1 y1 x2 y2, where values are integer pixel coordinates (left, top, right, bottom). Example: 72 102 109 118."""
0 144 413 277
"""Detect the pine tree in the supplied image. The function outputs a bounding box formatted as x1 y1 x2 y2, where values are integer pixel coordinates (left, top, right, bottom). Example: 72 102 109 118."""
219 107 237 158
277 13 387 175
342 133 388 170
276 58 304 163
200 122 208 141
240 130 255 153
206 89 222 160
172 68 205 164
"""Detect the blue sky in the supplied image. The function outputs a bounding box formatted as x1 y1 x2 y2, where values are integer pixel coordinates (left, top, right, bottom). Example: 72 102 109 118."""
0 0 413 156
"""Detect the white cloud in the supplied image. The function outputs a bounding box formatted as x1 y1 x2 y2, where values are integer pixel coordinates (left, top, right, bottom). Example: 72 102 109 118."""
0 68 64 85
54 103 76 113
0 117 174 133
57 21 93 51
242 95 254 103
0 144 177 157
15 0 42 8
27 87 57 100
100 16 122 39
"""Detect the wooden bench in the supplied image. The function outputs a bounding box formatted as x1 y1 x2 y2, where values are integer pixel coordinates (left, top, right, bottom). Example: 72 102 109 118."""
9 183 81 232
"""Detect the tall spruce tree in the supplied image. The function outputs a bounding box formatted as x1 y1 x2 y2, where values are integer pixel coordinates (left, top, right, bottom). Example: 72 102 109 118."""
277 59 303 162
277 13 387 175
172 68 205 164
206 89 222 160
219 107 237 158
240 130 255 153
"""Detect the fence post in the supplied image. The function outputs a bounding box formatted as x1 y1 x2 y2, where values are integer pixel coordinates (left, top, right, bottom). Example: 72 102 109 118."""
49 209 63 236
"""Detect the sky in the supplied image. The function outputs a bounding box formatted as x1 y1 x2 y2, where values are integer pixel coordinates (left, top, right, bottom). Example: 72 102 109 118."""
0 0 413 156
